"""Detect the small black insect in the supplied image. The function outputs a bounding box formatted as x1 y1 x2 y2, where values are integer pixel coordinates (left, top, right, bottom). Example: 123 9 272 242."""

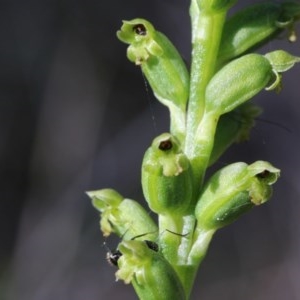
106 239 159 267
106 249 122 266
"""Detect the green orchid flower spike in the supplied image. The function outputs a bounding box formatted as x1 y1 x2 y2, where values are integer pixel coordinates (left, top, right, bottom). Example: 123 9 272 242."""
88 0 300 299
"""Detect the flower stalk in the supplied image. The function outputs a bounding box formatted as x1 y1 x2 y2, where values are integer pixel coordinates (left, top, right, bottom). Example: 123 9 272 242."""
88 1 300 299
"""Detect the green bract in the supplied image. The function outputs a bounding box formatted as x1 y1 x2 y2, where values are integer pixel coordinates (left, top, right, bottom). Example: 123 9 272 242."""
265 50 300 72
142 133 193 215
195 161 280 230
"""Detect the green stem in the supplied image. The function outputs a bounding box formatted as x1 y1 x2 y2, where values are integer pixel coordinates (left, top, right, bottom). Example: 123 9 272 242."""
176 215 198 298
158 214 184 266
157 114 220 297
182 227 215 298
187 112 220 194
169 104 186 144
188 227 215 267
186 3 226 153
159 214 198 298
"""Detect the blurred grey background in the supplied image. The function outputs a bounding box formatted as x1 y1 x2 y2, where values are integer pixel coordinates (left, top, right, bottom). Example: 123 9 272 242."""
0 0 299 299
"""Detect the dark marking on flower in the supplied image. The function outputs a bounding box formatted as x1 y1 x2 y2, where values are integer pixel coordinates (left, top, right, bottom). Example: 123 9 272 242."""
144 240 159 252
133 24 147 36
256 170 270 179
159 139 173 151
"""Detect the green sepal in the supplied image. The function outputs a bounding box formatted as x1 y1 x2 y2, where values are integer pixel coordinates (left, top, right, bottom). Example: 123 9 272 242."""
195 161 280 230
87 189 158 240
209 102 262 166
116 240 186 300
142 133 194 215
265 50 300 73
